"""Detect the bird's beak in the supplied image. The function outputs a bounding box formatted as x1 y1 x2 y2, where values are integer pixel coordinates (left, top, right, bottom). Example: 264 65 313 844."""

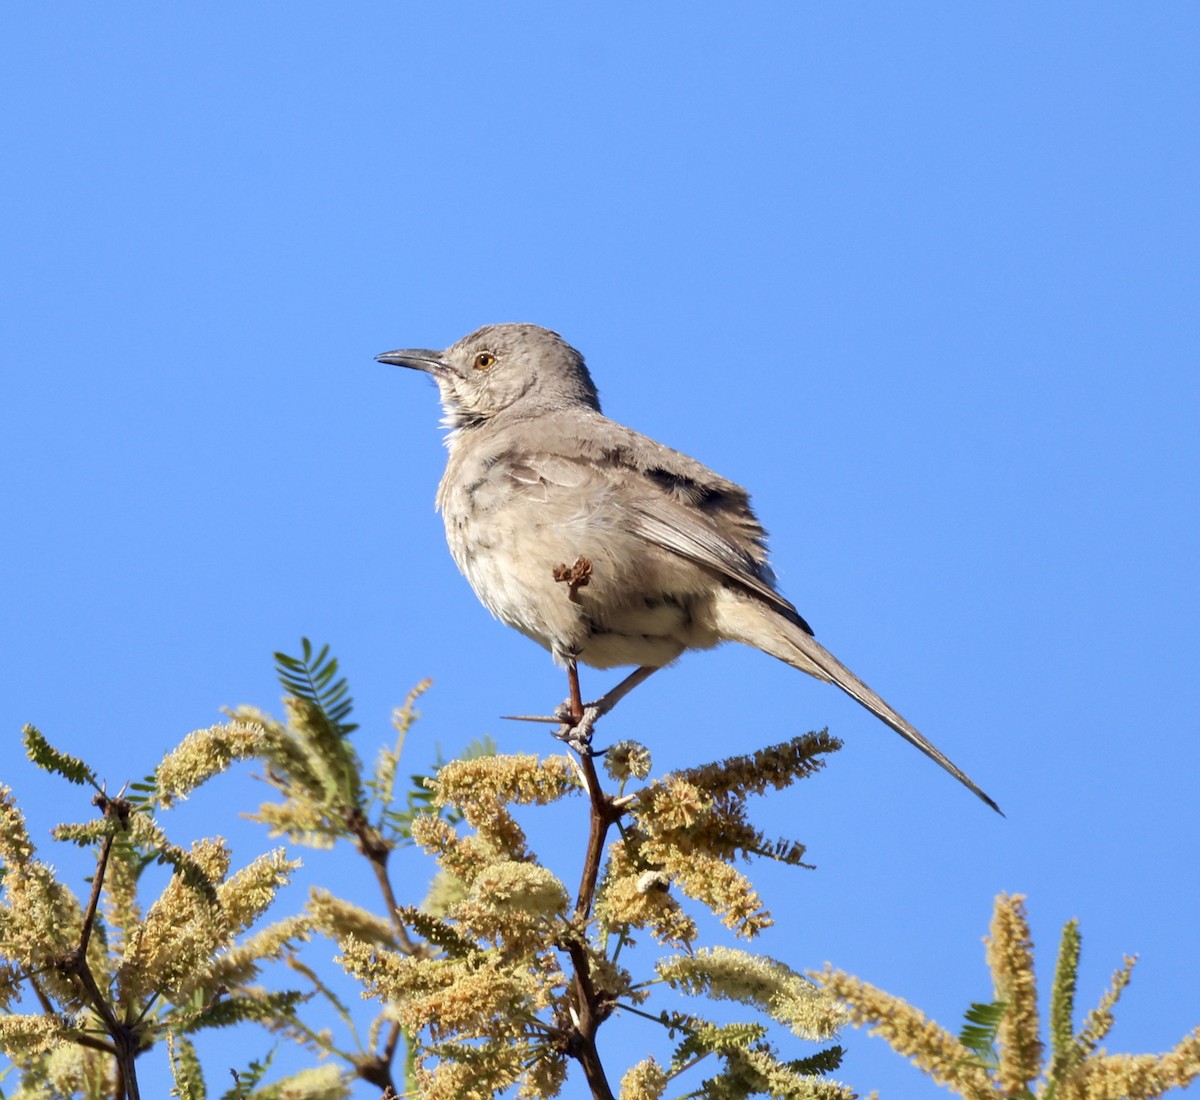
375 348 446 374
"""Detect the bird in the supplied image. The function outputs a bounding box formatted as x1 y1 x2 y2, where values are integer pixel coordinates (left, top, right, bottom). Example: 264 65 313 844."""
378 323 1000 813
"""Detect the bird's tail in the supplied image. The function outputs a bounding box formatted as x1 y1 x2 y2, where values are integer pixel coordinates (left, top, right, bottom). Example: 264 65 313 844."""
714 592 1001 814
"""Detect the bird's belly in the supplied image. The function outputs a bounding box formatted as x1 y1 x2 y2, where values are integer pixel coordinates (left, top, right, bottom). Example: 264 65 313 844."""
440 490 720 669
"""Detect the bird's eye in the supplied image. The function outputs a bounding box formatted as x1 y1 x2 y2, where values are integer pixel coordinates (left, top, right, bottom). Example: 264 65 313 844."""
473 352 496 371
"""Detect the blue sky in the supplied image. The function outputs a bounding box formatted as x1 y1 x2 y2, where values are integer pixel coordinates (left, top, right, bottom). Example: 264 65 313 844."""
3 5 1198 1097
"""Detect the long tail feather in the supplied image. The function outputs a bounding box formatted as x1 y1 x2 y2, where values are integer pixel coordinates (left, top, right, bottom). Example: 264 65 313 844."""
715 593 1002 814
790 630 1001 814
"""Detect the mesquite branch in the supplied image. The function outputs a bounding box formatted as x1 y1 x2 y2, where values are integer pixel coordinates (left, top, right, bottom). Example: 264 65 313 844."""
51 793 143 1100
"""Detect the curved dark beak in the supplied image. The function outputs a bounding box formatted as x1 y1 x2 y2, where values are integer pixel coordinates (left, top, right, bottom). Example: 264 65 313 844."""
375 348 446 373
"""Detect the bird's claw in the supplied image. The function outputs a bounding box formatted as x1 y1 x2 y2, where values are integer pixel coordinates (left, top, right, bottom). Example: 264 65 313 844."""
553 696 608 722
503 694 609 755
552 704 602 755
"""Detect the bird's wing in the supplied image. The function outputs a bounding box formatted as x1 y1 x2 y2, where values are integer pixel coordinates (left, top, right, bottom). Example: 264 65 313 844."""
504 412 814 633
626 473 812 632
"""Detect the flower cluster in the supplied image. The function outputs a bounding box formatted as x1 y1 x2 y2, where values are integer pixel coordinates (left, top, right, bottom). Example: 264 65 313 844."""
596 732 838 943
817 892 1200 1100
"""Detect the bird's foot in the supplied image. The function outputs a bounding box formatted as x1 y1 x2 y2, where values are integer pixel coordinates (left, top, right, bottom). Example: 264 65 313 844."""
498 702 605 755
552 703 603 755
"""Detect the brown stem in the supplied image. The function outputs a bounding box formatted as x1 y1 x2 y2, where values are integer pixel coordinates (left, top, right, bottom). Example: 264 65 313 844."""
380 1019 405 1089
356 1044 399 1091
565 939 616 1100
58 796 143 1099
78 810 114 960
574 751 620 917
564 743 627 1098
343 806 433 1094
345 808 420 953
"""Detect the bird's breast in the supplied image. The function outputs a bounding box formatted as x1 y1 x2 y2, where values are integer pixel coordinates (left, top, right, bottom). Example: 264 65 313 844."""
434 457 721 667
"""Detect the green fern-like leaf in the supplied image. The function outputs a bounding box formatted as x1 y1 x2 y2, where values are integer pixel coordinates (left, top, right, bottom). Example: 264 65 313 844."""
744 833 813 868
665 1016 841 1100
272 638 366 812
387 737 496 843
395 904 480 958
168 1032 207 1100
126 772 161 811
418 1038 526 1094
274 638 358 737
670 1018 770 1069
151 840 220 904
181 990 307 1034
217 1047 277 1100
785 1045 845 1076
958 999 1006 1067
458 734 499 761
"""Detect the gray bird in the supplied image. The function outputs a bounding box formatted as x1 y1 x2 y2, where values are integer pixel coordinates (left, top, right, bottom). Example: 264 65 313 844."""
378 323 999 813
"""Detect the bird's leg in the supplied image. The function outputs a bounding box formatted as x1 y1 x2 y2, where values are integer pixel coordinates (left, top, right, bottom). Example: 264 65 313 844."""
502 664 664 743
550 664 662 748
552 657 600 753
566 658 586 725
588 664 661 718
557 665 661 723
503 559 663 749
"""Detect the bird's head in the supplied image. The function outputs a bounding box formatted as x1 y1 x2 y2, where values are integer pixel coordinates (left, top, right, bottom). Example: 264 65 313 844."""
377 323 601 431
